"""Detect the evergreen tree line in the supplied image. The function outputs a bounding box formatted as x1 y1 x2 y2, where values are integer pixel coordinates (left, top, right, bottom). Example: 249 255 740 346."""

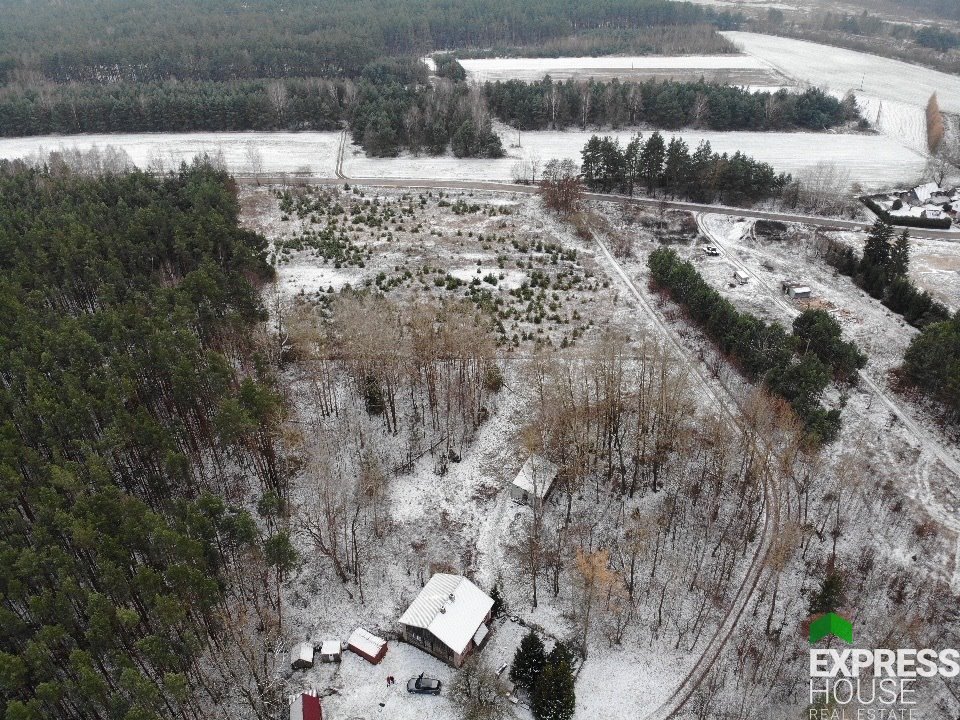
486 79 854 132
510 632 576 720
0 160 287 719
581 133 791 205
822 219 951 328
648 247 866 443
0 0 740 84
0 76 856 141
349 80 504 158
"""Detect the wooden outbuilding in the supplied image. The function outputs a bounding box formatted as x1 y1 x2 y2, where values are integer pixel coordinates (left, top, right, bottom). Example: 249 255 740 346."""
347 627 387 664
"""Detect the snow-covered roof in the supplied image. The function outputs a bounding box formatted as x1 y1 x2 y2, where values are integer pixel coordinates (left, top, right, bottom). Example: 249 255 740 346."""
791 286 812 294
398 574 493 655
320 640 341 655
348 627 386 656
291 642 314 664
914 182 940 203
511 455 559 499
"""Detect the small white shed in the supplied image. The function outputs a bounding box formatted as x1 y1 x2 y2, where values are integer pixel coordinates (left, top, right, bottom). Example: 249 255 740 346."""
733 270 749 285
290 642 315 670
788 285 812 300
318 640 342 663
510 455 559 505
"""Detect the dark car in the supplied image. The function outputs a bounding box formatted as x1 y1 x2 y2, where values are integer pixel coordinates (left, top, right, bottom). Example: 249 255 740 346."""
407 673 442 695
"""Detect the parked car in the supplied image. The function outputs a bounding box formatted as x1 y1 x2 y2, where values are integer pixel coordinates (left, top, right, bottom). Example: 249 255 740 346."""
407 673 442 695
704 245 721 256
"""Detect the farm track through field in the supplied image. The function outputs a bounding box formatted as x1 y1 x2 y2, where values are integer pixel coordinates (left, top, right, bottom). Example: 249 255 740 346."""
696 213 960 590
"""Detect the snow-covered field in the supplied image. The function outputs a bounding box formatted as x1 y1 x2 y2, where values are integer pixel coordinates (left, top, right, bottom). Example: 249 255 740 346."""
345 129 926 190
0 33 951 195
724 31 960 113
458 54 786 85
0 131 342 175
855 95 929 154
0 127 924 190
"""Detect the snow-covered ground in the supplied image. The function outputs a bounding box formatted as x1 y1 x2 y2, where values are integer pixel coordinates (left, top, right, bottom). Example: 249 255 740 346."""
0 126 923 190
0 131 342 175
458 54 785 84
724 31 960 113
855 95 929 154
689 214 960 571
345 129 926 190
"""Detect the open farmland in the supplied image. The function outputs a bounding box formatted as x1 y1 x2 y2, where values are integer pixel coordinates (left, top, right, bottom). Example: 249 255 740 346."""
724 31 960 113
458 54 789 86
0 130 342 175
344 129 926 190
0 127 929 190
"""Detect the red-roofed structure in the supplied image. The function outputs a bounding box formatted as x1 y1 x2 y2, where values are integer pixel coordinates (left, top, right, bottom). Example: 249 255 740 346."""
290 692 322 720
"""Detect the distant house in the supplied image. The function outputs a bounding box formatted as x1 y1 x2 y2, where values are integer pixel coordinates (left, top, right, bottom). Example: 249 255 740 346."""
318 640 341 663
347 628 387 664
510 455 559 505
398 573 494 668
290 642 315 670
913 182 940 204
290 691 322 720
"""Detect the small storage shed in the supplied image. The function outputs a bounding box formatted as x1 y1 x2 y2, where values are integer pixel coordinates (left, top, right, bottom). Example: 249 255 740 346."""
733 270 749 285
510 455 559 505
290 642 315 670
347 627 387 664
781 280 812 300
290 691 322 720
318 640 342 663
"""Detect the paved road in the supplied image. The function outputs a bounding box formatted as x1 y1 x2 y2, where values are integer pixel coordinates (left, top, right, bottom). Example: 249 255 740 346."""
237 173 960 242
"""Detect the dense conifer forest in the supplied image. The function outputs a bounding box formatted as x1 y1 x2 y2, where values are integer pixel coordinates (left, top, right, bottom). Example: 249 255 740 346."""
0 0 739 83
0 0 758 156
0 161 287 720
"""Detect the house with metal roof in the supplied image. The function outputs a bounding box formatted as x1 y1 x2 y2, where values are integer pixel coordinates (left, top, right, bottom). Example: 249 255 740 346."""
398 574 494 667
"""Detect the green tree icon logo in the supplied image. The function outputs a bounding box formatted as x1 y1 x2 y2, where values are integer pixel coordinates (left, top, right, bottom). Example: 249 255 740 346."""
809 612 853 644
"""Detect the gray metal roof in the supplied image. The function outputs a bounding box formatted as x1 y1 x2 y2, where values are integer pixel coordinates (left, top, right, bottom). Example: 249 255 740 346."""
398 574 493 655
